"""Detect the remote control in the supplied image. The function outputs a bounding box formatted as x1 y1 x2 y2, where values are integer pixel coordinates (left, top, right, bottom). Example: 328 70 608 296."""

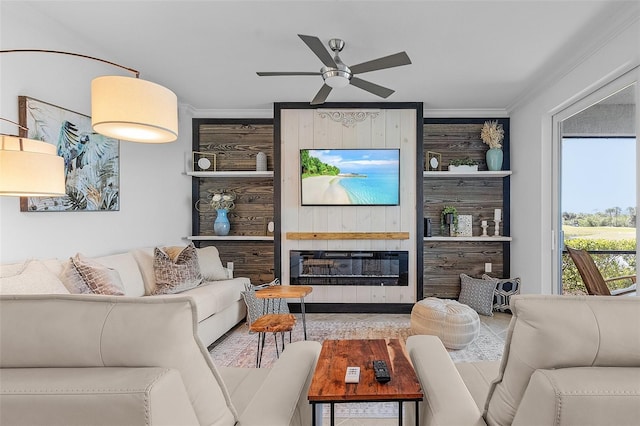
372 360 391 383
345 366 360 383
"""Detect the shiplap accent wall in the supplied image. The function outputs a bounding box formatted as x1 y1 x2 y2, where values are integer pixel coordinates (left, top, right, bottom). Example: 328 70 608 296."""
280 108 417 304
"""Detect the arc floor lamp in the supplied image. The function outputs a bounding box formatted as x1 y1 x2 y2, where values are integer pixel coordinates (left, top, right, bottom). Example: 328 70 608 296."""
0 49 178 197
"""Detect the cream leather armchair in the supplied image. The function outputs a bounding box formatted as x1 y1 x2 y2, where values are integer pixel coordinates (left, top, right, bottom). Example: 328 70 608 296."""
0 294 321 426
406 295 640 426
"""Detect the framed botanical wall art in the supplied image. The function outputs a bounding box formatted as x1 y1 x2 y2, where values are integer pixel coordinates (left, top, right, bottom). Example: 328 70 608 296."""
18 96 120 212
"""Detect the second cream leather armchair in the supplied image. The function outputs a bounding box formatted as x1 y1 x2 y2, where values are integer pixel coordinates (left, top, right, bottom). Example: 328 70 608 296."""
406 295 640 426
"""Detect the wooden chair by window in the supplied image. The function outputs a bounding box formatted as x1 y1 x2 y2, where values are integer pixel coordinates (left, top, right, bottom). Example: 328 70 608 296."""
566 246 637 296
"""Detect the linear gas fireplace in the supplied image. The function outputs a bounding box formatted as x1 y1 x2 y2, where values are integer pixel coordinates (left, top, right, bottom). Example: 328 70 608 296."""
290 250 409 286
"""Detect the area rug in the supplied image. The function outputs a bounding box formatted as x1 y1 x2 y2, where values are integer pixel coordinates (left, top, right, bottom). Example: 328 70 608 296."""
209 313 506 419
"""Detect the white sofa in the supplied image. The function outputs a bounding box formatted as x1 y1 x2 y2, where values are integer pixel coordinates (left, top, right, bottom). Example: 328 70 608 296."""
0 244 249 347
0 295 321 426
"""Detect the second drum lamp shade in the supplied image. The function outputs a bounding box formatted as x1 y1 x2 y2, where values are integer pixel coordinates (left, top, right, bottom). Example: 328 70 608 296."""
91 76 178 143
0 135 65 197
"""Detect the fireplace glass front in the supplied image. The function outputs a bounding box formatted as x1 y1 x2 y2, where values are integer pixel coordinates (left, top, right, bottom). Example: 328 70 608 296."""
289 250 408 286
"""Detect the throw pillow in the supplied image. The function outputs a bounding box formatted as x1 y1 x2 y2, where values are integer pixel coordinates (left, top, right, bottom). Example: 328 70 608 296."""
483 274 521 313
152 243 203 295
60 260 93 294
0 260 32 278
459 273 497 316
0 259 70 294
197 246 229 281
131 247 157 295
71 254 125 296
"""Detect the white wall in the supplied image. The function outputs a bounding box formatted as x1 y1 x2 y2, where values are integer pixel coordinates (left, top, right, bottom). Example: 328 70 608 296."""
509 18 640 294
0 3 192 262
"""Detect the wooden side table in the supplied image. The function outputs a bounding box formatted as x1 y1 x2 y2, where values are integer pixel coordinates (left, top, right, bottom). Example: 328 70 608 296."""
308 339 423 426
249 313 296 368
256 285 313 340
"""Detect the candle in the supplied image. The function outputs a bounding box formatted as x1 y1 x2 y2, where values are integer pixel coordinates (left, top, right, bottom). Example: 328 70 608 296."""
494 209 501 221
481 220 487 226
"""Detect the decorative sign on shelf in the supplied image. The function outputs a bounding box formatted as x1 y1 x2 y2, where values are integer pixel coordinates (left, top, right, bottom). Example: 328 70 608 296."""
455 215 473 237
193 151 217 171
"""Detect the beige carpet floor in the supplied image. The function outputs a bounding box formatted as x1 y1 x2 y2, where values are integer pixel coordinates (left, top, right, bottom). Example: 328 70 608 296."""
209 312 511 425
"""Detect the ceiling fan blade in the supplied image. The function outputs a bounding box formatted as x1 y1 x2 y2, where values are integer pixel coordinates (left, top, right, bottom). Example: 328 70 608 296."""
349 52 411 74
257 72 321 76
310 84 333 105
298 34 337 68
350 77 395 98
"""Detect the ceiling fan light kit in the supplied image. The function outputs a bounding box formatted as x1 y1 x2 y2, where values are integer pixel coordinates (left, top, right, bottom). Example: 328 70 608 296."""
322 67 351 88
257 34 411 105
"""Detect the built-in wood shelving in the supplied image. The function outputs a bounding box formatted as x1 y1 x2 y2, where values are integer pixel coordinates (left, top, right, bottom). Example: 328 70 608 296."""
191 119 276 284
424 236 512 242
187 235 274 241
422 118 511 299
287 232 410 240
187 170 273 178
423 170 512 177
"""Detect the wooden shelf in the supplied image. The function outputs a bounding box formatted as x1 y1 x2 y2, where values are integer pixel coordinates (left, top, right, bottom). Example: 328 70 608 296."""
424 236 512 242
187 170 273 178
287 232 410 240
423 170 512 177
187 235 274 241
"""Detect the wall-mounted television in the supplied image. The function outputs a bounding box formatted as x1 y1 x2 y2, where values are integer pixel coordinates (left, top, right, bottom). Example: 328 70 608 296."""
300 149 400 206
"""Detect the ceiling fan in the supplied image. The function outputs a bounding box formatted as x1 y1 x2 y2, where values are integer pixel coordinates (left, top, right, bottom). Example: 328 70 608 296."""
256 34 411 105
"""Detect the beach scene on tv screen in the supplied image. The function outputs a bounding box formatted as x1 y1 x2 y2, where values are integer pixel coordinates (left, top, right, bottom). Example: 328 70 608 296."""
300 149 400 205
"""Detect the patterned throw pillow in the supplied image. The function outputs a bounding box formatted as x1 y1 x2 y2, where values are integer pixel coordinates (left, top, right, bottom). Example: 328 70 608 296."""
152 243 203 295
483 274 521 313
459 273 497 316
241 283 290 327
60 260 93 294
71 254 125 296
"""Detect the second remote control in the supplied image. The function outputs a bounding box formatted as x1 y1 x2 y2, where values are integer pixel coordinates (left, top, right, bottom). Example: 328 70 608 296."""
372 360 391 383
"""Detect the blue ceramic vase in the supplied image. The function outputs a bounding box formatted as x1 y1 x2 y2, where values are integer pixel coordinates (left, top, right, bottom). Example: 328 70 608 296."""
486 148 503 171
214 209 230 236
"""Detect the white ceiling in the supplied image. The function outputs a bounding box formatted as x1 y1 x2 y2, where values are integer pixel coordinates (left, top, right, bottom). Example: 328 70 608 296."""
3 0 639 112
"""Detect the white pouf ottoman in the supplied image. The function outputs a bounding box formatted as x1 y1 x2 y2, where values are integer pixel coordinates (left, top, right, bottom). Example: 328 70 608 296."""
410 297 480 350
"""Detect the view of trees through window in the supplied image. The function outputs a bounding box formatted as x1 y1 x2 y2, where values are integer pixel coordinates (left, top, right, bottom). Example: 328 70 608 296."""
562 137 636 294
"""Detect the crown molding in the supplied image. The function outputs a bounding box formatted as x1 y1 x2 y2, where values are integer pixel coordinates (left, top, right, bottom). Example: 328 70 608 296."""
181 103 509 119
423 108 509 118
180 103 273 118
506 5 640 113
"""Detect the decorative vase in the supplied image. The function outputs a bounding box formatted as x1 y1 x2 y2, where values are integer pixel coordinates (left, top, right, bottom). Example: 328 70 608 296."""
256 152 267 171
444 213 456 236
214 209 230 236
445 213 454 225
486 148 503 171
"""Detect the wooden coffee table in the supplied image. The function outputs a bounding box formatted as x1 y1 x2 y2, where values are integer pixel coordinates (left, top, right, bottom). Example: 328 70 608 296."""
308 339 423 426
